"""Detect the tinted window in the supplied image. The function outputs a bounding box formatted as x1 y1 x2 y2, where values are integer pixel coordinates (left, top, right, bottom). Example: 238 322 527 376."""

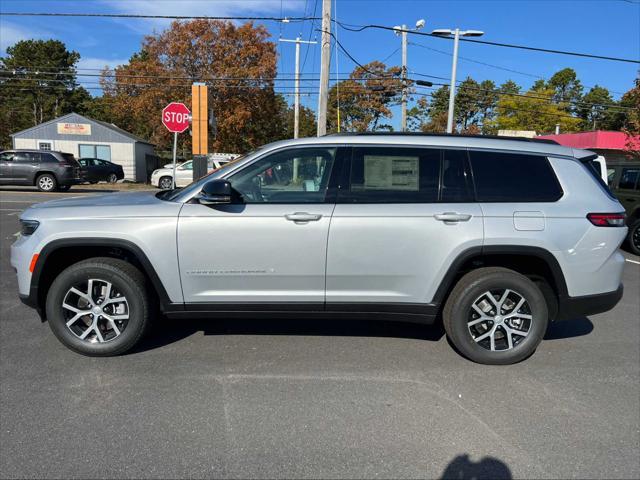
619 168 639 190
341 147 439 203
340 147 472 204
230 147 336 203
0 152 15 162
441 149 473 202
14 153 40 163
41 153 58 163
470 151 563 202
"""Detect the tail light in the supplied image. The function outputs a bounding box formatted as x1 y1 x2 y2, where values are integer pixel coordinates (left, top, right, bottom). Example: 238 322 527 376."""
587 213 626 227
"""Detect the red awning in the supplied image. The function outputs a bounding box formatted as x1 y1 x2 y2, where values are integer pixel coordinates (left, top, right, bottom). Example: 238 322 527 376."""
537 131 640 150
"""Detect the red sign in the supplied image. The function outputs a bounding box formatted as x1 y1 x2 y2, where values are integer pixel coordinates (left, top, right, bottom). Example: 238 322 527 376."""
162 102 191 133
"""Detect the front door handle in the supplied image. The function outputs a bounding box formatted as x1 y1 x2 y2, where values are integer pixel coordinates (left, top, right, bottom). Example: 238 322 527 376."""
434 212 472 223
285 212 323 223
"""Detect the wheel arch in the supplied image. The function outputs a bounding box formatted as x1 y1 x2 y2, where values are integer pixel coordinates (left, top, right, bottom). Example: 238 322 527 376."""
31 238 173 318
433 245 568 321
33 171 58 185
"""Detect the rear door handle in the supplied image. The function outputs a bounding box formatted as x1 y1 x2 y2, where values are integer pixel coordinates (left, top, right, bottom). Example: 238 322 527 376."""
285 212 323 223
434 212 472 223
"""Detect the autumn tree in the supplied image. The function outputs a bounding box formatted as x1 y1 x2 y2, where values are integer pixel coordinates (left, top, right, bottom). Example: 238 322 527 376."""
494 87 581 134
326 61 402 132
102 20 283 153
0 39 92 148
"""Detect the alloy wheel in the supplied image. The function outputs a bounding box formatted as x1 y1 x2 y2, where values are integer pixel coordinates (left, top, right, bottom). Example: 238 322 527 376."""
468 289 532 351
38 176 54 191
62 278 129 343
159 177 173 189
107 173 118 183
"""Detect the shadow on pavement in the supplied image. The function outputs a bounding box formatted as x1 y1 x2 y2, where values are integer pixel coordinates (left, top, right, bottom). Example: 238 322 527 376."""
440 454 512 480
544 316 593 340
132 316 446 354
0 186 119 194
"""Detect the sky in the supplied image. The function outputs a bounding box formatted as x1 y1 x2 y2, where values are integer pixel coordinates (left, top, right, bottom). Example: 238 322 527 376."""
1 0 639 129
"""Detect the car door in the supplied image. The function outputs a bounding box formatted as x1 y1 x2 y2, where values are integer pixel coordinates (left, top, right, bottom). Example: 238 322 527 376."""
0 151 16 183
325 146 483 308
12 152 40 184
617 166 640 217
176 161 193 187
177 146 342 305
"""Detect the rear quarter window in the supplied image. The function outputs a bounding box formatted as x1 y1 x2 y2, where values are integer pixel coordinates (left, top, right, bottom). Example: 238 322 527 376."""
469 150 563 202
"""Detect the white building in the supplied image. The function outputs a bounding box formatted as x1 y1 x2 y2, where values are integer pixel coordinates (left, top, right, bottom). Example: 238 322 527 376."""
11 112 156 182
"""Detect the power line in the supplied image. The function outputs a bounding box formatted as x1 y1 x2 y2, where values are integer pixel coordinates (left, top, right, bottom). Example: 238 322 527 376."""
0 12 319 22
408 41 628 95
336 21 640 64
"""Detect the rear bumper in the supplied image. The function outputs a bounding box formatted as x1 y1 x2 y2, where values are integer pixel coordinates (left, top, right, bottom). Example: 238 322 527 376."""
555 284 623 321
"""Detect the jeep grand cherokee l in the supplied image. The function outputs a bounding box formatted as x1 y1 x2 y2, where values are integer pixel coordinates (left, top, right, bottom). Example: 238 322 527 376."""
11 134 626 364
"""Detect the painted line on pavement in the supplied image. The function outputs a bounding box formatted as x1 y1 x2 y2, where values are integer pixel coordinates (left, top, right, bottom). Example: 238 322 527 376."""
625 258 640 265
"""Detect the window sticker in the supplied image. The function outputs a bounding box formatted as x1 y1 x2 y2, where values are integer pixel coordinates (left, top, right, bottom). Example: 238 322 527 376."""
363 156 419 191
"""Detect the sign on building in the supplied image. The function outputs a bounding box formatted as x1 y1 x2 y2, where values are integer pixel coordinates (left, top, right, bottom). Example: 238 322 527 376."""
57 123 92 135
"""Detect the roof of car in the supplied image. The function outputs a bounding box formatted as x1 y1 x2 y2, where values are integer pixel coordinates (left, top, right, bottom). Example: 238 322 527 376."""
258 132 594 160
1 149 68 154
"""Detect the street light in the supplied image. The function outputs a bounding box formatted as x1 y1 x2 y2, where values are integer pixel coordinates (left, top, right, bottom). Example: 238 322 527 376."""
432 28 484 133
393 19 426 131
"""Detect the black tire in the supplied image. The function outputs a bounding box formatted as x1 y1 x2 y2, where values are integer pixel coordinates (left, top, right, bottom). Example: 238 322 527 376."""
443 267 548 365
45 257 151 356
107 173 118 184
628 220 640 256
36 173 57 192
159 176 173 189
89 181 98 185
58 185 71 192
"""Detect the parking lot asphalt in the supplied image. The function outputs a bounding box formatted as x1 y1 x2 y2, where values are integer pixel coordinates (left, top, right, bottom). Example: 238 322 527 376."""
1 188 639 479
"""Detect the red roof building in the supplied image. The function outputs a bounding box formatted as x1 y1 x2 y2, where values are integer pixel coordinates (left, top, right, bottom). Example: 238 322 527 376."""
537 131 640 163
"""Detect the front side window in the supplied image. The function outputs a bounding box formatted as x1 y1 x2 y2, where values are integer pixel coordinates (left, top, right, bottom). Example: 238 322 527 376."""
229 147 336 203
469 151 563 202
619 168 639 190
179 161 193 171
0 152 15 162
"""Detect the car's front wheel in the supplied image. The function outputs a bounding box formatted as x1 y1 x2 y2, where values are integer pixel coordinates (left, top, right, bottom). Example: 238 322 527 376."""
159 176 173 189
443 267 548 365
107 173 118 184
45 257 151 356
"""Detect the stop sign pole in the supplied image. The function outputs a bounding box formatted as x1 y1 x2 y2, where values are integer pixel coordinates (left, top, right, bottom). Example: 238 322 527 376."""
162 102 191 189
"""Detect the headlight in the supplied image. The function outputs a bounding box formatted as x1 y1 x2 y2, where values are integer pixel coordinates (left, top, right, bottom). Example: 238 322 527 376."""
20 220 40 236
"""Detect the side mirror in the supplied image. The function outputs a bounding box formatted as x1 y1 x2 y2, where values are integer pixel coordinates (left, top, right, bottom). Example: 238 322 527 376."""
197 179 232 205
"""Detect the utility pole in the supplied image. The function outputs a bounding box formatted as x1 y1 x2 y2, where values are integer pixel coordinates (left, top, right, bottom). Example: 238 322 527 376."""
401 25 408 131
280 37 317 138
394 20 424 132
317 0 331 136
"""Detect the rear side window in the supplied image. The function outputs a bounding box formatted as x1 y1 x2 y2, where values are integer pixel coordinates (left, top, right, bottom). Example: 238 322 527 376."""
340 147 472 203
61 153 77 164
41 153 57 163
469 151 563 202
619 168 639 190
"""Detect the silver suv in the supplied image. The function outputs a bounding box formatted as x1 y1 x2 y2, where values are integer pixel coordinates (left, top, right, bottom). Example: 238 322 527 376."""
11 134 627 364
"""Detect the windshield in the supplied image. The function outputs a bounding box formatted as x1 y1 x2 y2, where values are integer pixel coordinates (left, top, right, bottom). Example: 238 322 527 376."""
158 148 262 202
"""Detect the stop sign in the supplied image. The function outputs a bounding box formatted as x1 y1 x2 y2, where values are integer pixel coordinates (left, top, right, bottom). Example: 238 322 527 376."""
162 102 191 133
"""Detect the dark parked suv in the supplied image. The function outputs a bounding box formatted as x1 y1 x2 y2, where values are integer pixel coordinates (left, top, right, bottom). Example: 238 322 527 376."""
608 161 640 255
0 150 83 192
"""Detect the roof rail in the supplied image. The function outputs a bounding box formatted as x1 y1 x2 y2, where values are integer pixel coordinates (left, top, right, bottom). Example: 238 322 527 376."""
323 131 559 145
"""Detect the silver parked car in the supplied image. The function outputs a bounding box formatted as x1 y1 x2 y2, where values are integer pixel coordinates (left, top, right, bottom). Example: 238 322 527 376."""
11 134 626 364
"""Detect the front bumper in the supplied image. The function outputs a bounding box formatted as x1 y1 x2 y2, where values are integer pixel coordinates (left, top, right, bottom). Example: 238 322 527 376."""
555 284 624 321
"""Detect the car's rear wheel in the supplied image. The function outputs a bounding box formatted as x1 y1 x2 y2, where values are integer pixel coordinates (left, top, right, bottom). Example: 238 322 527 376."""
107 173 118 184
159 176 173 189
36 173 57 192
45 257 151 356
628 220 640 256
443 267 548 365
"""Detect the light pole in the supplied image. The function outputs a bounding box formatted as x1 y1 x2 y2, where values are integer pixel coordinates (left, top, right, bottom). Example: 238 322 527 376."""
431 28 484 133
280 37 317 138
393 19 425 132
